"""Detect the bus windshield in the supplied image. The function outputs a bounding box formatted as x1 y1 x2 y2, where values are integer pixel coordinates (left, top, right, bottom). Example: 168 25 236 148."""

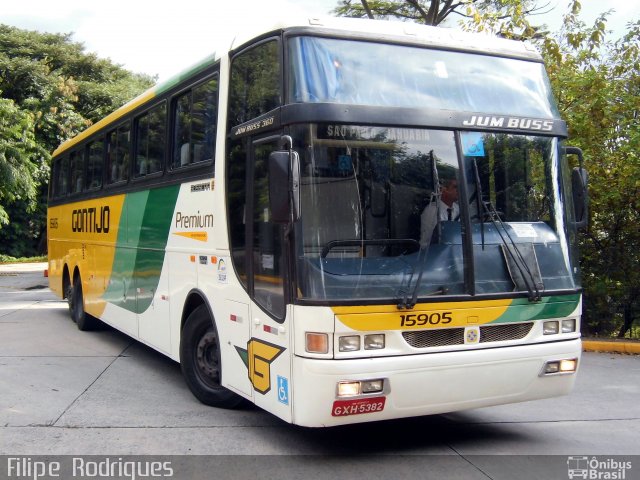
288 36 560 118
292 124 579 302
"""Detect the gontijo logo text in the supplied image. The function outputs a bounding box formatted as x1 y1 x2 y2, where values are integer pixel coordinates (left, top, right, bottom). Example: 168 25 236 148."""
72 206 110 233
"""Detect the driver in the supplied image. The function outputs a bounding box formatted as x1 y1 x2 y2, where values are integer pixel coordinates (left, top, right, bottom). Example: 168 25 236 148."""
420 177 460 244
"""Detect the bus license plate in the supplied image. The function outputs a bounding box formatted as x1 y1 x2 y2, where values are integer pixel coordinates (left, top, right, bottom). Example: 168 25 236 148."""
332 397 386 417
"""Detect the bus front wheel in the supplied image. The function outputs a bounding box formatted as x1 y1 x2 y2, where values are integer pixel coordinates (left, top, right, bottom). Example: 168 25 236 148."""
180 305 243 408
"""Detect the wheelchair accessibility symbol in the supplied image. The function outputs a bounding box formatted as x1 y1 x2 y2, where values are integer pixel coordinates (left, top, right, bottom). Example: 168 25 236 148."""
277 375 289 405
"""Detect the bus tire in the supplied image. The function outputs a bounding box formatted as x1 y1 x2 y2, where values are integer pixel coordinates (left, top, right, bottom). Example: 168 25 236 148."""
71 275 100 331
180 305 243 409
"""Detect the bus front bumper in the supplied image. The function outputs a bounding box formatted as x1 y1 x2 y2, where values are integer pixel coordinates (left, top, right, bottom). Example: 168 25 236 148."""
291 338 581 427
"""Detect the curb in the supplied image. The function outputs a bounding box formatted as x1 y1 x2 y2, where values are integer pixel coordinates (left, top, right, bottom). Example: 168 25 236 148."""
583 340 640 355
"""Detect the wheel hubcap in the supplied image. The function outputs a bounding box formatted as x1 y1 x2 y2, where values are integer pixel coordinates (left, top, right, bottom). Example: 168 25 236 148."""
196 330 220 385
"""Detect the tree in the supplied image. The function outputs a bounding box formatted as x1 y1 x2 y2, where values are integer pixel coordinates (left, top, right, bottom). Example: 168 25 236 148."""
333 0 549 39
331 0 640 337
540 4 640 337
0 24 154 256
0 97 48 227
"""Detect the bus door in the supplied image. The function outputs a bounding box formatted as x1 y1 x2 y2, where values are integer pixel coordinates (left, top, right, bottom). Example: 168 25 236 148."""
224 134 292 419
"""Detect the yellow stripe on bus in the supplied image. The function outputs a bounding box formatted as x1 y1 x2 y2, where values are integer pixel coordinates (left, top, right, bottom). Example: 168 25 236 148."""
333 299 512 331
48 194 126 318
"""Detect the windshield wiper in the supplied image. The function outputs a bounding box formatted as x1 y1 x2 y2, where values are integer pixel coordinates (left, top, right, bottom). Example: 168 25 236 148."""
398 151 440 310
472 160 543 302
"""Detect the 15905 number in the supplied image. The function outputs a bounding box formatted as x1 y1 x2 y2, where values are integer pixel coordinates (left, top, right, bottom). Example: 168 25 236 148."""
400 312 453 327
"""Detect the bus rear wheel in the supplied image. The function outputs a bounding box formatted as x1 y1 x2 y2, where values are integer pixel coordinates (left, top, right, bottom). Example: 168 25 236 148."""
71 275 99 331
180 305 243 408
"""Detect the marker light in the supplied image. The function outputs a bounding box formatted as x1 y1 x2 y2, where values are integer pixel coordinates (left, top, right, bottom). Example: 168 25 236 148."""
306 332 329 354
543 321 559 335
339 335 361 352
364 334 385 350
562 319 577 333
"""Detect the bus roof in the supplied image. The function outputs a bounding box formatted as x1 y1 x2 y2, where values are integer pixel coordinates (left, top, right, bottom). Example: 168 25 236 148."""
53 17 540 158
231 16 541 61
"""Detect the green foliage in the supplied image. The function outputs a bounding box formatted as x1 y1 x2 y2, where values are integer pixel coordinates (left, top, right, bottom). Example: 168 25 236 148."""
0 24 154 253
0 96 48 226
333 0 640 336
333 0 547 39
539 2 640 337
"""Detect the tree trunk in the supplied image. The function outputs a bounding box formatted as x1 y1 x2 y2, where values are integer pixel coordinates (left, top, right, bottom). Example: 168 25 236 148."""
617 303 634 338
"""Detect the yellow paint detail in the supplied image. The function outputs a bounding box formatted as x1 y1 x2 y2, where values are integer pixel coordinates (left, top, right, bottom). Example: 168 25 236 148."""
247 339 285 394
52 89 156 157
333 299 513 331
47 195 126 318
173 231 208 242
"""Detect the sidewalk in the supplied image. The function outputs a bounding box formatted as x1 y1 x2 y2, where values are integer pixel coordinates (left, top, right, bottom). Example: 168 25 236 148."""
582 338 640 355
0 261 49 290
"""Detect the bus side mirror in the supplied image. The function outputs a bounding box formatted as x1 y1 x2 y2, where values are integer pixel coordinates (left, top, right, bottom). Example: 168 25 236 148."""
269 149 300 224
565 147 588 230
572 167 588 229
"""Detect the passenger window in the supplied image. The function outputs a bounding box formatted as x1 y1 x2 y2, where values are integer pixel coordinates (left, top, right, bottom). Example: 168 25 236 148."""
172 77 217 169
86 139 104 190
53 156 69 198
135 103 166 177
69 150 85 194
107 122 130 184
228 40 280 127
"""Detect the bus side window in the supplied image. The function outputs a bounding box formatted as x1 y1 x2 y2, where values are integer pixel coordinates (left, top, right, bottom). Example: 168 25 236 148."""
107 122 131 184
136 103 166 178
70 150 85 194
172 77 217 169
228 40 279 127
87 139 104 190
53 156 69 198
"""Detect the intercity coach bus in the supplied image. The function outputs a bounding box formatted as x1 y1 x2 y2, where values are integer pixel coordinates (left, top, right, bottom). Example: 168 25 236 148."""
48 17 588 427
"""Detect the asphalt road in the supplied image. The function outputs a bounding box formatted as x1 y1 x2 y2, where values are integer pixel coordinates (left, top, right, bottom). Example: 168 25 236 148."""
1 264 639 479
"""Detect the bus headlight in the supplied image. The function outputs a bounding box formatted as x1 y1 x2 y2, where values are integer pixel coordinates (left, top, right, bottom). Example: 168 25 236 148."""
543 320 559 335
562 319 577 333
339 336 361 352
364 334 385 350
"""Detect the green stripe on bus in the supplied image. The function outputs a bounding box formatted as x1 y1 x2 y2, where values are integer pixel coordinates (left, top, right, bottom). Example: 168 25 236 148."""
103 184 180 313
490 294 580 324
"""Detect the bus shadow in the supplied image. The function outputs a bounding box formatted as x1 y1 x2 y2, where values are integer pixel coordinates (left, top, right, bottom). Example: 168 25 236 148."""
285 413 526 455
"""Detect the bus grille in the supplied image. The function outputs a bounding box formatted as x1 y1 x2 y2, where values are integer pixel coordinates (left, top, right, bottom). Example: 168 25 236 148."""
402 322 533 348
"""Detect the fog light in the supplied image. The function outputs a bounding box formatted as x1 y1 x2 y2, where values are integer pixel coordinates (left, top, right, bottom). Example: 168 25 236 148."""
543 321 559 335
544 361 560 374
306 332 329 354
562 319 576 333
361 379 384 393
364 334 385 350
542 358 578 376
337 381 360 397
560 358 578 373
339 335 361 352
